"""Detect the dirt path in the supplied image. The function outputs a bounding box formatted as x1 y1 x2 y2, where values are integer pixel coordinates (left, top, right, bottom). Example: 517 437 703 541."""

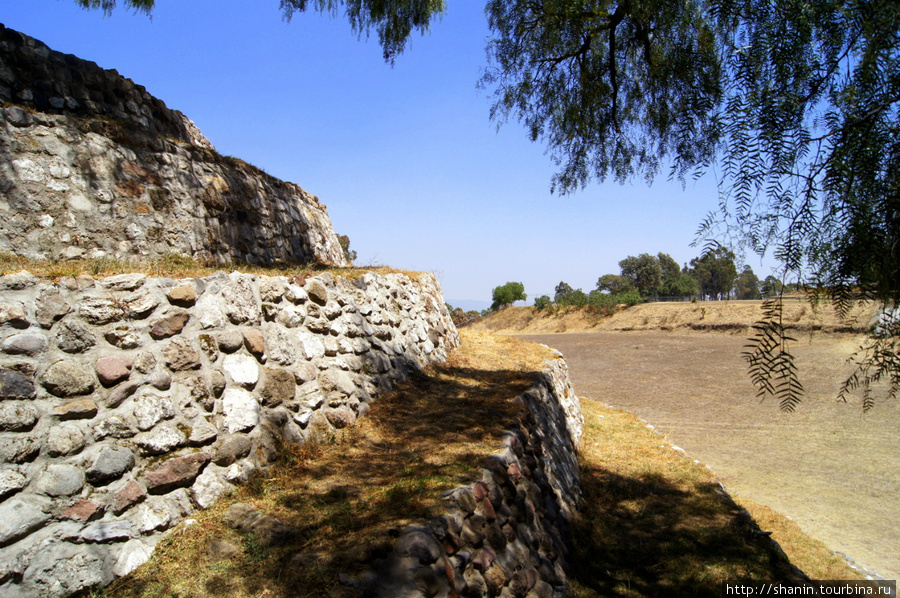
521 331 900 580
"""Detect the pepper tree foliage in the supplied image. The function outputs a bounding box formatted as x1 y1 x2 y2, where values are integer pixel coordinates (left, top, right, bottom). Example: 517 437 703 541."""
482 0 900 411
712 0 900 411
74 0 445 63
74 0 155 13
279 0 445 62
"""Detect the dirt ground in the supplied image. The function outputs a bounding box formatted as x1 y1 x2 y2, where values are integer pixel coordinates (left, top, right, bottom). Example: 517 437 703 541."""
514 325 899 580
466 299 879 335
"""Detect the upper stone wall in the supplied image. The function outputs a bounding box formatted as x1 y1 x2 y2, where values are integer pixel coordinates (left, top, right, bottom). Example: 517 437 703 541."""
0 24 211 149
0 25 347 267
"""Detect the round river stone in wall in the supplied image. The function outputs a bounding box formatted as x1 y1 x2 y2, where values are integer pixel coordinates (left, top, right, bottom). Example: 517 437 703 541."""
2 333 48 355
86 446 135 484
167 284 197 307
41 361 95 397
34 463 85 496
95 356 133 387
0 402 39 431
46 422 86 456
217 330 244 353
149 310 191 340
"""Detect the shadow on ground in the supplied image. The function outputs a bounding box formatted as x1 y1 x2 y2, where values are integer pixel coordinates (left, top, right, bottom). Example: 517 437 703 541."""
569 461 805 598
100 353 541 598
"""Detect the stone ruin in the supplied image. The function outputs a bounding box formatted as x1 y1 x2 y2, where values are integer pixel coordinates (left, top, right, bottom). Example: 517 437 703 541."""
0 23 347 267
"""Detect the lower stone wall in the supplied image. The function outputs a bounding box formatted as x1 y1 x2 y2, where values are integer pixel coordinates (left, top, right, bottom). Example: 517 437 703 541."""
346 351 584 598
0 268 457 597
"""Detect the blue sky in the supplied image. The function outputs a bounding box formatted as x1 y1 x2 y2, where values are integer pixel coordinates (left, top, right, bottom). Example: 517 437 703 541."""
3 1 766 309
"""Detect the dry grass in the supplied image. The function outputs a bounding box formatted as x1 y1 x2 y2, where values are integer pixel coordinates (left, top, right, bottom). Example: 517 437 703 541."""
524 330 895 581
733 498 868 580
0 252 424 284
96 332 551 598
570 400 812 598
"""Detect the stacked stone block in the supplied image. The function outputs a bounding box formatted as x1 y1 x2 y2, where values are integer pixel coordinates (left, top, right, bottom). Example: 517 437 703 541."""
349 353 584 598
0 268 457 597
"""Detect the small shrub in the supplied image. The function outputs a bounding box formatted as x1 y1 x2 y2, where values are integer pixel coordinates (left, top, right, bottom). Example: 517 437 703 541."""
534 295 552 311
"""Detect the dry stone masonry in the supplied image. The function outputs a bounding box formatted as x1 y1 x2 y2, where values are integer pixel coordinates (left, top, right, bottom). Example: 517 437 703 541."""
0 24 347 267
348 353 584 598
0 269 457 596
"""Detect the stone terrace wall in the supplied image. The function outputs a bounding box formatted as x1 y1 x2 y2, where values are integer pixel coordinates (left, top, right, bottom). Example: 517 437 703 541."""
0 268 457 597
0 24 211 149
347 352 584 598
0 25 347 266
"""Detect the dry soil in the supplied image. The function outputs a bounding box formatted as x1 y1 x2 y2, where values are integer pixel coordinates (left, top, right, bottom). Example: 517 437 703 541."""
477 301 899 580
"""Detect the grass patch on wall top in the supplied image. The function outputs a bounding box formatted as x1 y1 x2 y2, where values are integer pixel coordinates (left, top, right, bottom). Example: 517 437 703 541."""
0 252 426 284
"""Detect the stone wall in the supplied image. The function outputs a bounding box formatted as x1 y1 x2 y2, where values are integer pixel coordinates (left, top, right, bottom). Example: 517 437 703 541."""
0 268 457 597
0 24 211 151
347 351 584 598
0 24 347 267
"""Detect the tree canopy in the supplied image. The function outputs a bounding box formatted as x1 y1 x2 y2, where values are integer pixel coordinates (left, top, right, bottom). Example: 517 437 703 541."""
481 0 900 408
74 0 445 62
596 273 632 295
735 266 762 300
618 254 663 296
689 245 738 300
491 281 527 310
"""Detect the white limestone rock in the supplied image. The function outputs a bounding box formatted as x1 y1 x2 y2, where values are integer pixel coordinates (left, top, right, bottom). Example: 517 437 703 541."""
222 388 259 433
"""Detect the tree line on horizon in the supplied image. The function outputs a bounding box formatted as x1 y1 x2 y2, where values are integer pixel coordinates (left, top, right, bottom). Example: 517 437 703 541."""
447 245 800 326
533 246 796 313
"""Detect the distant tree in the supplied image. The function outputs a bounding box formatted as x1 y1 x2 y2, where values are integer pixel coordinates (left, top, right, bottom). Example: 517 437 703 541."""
554 281 574 303
735 266 762 300
491 281 526 310
760 276 783 298
657 253 681 285
655 252 695 297
619 254 663 297
534 295 552 311
558 288 588 306
449 307 467 326
596 274 633 295
660 273 699 298
337 234 357 264
690 246 738 300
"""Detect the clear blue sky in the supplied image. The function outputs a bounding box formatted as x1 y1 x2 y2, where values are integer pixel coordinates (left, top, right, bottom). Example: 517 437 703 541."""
3 1 770 309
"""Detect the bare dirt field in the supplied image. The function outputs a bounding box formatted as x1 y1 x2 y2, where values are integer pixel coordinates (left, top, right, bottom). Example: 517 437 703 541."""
503 305 899 580
466 299 878 336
